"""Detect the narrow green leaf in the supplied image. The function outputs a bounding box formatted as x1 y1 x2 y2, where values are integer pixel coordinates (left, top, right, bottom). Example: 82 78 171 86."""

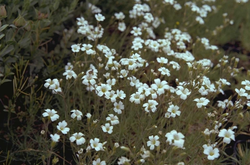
0 24 9 32
9 24 17 29
23 0 30 11
0 45 14 58
0 79 11 85
0 34 4 40
53 0 60 11
18 36 30 48
70 0 79 11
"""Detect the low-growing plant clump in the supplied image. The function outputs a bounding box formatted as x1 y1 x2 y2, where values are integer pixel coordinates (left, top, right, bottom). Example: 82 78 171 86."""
1 0 250 164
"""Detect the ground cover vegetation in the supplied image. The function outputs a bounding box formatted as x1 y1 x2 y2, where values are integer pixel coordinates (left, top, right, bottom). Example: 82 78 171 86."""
1 0 250 164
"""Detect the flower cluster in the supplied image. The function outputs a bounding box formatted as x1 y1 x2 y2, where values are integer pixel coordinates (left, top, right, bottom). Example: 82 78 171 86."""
41 0 250 164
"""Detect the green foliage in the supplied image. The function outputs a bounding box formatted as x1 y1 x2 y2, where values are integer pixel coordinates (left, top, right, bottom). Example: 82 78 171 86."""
0 0 79 84
1 0 250 164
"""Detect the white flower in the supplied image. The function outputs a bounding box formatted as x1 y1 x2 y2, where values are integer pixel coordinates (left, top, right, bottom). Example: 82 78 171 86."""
90 138 103 151
42 109 59 122
77 17 87 26
105 90 117 102
236 0 249 3
57 120 70 134
117 156 130 165
151 78 169 95
86 113 92 119
114 12 125 20
106 114 119 125
147 135 160 150
70 132 86 145
44 78 52 88
156 57 168 64
164 0 174 5
174 3 182 10
65 62 73 71
169 61 180 70
176 86 191 100
143 100 158 113
52 83 62 94
167 105 181 118
114 101 124 114
71 109 83 120
164 112 171 118
88 3 102 13
218 129 235 144
118 22 126 32
93 158 106 165
116 90 126 99
158 67 170 76
106 78 116 86
203 144 220 160
119 69 129 78
81 43 93 52
194 97 210 108
140 146 150 159
63 70 77 80
95 13 105 21
196 16 204 24
132 42 143 50
131 27 142 36
96 84 111 97
130 92 144 104
235 88 248 97
241 80 250 90
101 123 113 134
50 133 60 142
144 13 154 23
44 78 59 90
71 44 81 52
82 73 97 86
126 59 138 70
165 130 185 149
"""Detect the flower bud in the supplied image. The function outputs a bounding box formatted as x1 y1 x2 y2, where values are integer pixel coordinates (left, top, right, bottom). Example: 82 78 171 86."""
24 20 32 31
52 157 59 165
13 14 26 27
0 5 7 18
120 146 131 152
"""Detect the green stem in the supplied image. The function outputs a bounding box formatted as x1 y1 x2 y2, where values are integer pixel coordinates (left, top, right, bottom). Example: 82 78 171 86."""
63 136 65 165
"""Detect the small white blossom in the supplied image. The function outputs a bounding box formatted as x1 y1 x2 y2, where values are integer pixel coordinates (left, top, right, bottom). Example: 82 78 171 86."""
71 109 83 120
71 44 81 52
114 12 125 20
118 22 126 31
42 109 59 122
117 156 130 165
147 135 160 150
70 132 86 145
106 114 119 125
143 100 158 113
167 105 181 117
131 27 142 36
114 101 124 114
95 13 105 21
63 70 77 80
203 144 220 160
50 133 60 142
218 129 235 144
194 97 210 108
90 138 104 151
93 158 106 165
176 86 191 100
101 123 114 134
57 120 70 134
165 130 185 149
